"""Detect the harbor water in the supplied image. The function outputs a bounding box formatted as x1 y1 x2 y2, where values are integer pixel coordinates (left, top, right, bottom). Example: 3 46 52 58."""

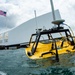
0 48 75 75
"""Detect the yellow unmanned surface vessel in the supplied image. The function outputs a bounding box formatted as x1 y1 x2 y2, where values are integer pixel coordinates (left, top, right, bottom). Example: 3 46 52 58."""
25 20 75 62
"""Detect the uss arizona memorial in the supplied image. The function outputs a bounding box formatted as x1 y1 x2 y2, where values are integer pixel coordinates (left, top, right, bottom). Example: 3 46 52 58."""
0 10 61 48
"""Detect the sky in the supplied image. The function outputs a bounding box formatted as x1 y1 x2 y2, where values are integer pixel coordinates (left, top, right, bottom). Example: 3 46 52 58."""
0 0 75 33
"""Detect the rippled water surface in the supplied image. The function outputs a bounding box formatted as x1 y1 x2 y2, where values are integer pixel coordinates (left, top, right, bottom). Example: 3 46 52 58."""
0 48 75 75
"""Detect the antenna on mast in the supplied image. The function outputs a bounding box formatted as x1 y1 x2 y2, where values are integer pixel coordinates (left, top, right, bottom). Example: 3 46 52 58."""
34 10 38 31
34 10 42 32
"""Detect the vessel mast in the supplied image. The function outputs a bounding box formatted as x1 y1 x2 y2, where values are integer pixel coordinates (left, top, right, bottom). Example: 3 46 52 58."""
50 0 56 20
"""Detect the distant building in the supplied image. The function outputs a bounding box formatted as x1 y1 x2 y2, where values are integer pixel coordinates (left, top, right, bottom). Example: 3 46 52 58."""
0 10 61 45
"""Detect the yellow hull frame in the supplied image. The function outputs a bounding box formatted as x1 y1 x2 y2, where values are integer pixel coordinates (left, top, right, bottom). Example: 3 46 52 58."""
25 41 75 59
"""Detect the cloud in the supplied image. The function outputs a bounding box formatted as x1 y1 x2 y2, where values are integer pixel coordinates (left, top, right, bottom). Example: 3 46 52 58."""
0 3 22 28
0 0 6 3
12 0 51 26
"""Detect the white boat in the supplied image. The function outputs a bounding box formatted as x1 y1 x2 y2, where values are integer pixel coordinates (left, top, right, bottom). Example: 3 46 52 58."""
0 10 61 49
